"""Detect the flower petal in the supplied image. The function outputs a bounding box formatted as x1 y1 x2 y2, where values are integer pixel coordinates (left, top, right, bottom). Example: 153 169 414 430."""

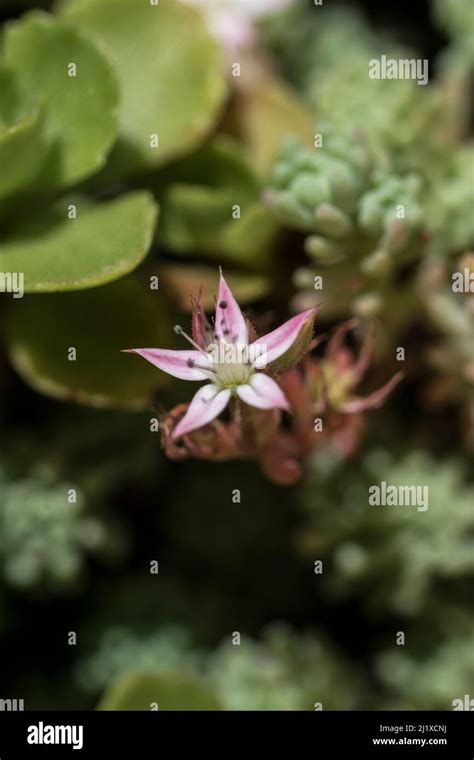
172 384 231 439
236 373 290 411
251 308 316 367
123 348 212 381
214 270 248 345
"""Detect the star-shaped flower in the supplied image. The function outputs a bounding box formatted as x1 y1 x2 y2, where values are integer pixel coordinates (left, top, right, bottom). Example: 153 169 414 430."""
124 271 316 440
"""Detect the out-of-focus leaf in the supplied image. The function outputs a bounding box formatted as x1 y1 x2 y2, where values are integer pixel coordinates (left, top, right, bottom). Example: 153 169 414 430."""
4 11 119 187
161 193 277 268
157 264 271 311
97 671 222 710
153 135 259 193
0 67 46 201
230 75 314 178
215 202 277 267
62 0 228 173
154 137 278 267
7 277 172 408
0 192 157 292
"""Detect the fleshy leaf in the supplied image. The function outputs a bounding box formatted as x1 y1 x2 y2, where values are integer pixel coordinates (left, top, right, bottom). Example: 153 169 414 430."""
216 202 277 267
97 671 222 710
62 0 228 173
7 277 172 408
0 192 158 292
4 11 119 188
0 67 47 201
154 138 277 266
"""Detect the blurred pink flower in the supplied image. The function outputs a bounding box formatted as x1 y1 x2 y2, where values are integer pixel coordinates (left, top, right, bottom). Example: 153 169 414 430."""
183 0 296 51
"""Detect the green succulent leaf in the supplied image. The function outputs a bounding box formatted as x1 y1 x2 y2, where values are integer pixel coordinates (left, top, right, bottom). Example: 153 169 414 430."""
0 192 158 292
3 11 119 188
7 277 172 408
154 137 278 267
0 67 46 201
216 202 277 268
62 0 228 173
98 671 222 711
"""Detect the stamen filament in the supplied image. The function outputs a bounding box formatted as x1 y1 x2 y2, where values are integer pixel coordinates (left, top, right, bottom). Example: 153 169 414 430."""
186 358 216 374
174 325 209 355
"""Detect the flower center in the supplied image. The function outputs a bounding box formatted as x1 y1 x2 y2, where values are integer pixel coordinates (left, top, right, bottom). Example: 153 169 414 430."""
213 360 254 388
207 341 255 388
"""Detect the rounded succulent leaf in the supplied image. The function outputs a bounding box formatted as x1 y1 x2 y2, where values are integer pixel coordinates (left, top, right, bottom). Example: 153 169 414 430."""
62 0 228 173
4 11 119 188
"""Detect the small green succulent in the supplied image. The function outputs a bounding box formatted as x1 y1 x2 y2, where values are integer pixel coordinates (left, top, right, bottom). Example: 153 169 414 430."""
0 469 112 589
77 622 364 710
266 125 425 321
299 451 474 616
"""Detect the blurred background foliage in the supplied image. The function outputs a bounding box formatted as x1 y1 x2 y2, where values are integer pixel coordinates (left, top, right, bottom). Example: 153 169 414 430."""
0 0 473 709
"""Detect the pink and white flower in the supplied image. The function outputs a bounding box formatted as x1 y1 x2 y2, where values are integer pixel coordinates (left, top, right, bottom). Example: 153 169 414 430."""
124 270 316 440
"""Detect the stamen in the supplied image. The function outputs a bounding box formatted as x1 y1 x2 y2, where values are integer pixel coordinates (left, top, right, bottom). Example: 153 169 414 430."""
174 324 208 355
186 357 216 374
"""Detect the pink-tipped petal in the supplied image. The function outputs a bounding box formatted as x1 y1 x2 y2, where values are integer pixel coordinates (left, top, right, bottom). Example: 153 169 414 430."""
215 270 248 345
123 348 212 381
236 373 290 411
172 384 231 439
251 308 316 366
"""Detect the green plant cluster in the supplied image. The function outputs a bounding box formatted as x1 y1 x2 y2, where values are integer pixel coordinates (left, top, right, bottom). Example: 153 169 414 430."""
0 467 111 589
268 126 424 282
76 623 362 710
0 0 472 712
263 2 473 330
298 451 474 617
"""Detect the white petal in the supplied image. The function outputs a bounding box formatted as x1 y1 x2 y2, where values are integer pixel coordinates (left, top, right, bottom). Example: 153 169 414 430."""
236 373 290 411
172 385 231 439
